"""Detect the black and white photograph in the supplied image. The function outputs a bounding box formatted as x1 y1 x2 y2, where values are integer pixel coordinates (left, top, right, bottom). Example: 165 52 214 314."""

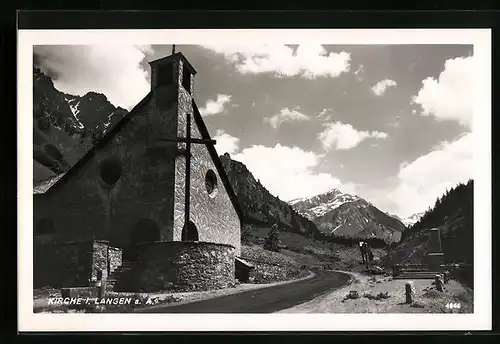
18 29 491 331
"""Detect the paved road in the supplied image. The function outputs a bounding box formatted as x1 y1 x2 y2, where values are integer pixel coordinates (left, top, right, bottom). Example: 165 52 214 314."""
136 270 352 313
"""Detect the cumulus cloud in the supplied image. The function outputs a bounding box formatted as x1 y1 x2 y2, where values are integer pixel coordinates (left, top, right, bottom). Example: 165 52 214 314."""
371 79 398 96
199 94 232 116
318 121 388 151
233 144 355 201
34 45 152 110
213 130 240 155
201 44 351 79
264 107 310 129
412 56 473 128
385 133 473 217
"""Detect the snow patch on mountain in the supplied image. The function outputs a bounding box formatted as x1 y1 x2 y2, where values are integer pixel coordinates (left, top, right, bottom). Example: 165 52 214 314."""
401 212 425 227
65 97 84 129
289 188 407 242
289 188 360 218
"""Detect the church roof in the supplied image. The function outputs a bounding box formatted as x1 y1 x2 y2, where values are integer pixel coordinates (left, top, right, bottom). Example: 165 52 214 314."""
148 52 197 75
33 173 65 195
235 257 255 269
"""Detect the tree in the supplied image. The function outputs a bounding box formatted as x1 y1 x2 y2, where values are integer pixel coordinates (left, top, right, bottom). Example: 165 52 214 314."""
241 224 253 243
264 223 281 252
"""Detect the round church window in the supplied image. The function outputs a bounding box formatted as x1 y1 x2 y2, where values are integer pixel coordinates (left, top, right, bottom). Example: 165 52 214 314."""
99 157 122 186
205 169 218 197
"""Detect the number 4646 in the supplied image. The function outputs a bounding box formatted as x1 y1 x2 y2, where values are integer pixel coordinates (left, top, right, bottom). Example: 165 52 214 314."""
445 303 461 309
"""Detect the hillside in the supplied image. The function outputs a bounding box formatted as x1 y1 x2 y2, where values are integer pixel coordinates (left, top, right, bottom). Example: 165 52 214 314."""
220 153 321 238
387 180 473 267
290 189 407 243
33 67 127 181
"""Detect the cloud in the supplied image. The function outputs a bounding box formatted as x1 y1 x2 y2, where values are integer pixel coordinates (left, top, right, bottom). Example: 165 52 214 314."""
318 108 333 121
318 121 388 151
371 79 398 96
199 94 232 116
264 107 310 129
354 64 364 81
233 144 355 201
412 56 473 128
380 133 473 217
201 44 351 79
213 130 240 155
34 45 152 110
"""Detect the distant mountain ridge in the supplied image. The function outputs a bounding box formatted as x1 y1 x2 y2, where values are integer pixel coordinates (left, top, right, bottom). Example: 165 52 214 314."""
33 67 127 181
401 212 425 227
290 189 407 243
289 189 360 219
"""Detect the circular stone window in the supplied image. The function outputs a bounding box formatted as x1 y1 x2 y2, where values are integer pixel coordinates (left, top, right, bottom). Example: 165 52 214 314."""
205 169 218 197
99 157 122 186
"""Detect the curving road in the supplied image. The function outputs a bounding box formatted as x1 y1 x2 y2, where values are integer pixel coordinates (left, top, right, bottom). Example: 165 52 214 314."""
135 270 352 313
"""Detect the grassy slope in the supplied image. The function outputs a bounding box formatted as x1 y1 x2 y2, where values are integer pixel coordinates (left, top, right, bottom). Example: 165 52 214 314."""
243 225 388 275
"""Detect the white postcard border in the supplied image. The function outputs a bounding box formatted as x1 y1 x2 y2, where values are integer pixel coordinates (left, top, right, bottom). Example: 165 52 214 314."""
18 28 492 331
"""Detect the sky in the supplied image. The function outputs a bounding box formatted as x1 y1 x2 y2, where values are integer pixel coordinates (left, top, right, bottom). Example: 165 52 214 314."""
33 44 475 218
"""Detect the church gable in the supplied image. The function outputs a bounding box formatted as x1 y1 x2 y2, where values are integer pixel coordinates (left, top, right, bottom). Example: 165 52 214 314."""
171 98 242 255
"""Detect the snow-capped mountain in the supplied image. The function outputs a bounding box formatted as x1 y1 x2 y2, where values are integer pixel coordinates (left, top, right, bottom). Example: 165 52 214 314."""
401 212 425 227
290 189 407 242
289 189 360 219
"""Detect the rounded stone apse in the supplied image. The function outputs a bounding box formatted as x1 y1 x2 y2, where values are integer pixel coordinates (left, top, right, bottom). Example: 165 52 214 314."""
135 241 236 292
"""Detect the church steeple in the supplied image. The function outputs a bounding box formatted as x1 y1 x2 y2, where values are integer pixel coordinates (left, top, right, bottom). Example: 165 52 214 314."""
148 49 197 95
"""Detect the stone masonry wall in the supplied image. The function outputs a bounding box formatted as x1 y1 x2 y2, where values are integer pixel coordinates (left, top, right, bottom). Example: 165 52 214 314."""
108 246 122 274
91 240 108 280
134 241 235 292
173 60 241 255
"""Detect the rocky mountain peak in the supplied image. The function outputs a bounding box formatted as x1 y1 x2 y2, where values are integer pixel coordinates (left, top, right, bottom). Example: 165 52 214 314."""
289 187 406 243
33 67 128 180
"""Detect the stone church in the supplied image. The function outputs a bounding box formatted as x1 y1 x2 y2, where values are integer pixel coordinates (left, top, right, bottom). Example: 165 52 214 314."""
33 51 245 292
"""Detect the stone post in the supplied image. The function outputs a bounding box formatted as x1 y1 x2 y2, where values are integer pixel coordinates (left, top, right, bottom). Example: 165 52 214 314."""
435 274 444 292
97 269 107 298
405 281 415 304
